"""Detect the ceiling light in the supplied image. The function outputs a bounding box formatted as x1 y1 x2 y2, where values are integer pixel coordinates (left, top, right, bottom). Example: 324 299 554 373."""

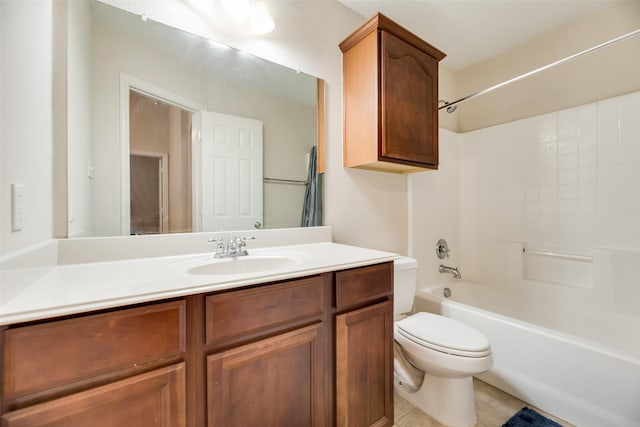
250 2 275 35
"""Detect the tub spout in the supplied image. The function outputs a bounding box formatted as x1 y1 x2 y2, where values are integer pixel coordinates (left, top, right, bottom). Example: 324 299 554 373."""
439 264 462 279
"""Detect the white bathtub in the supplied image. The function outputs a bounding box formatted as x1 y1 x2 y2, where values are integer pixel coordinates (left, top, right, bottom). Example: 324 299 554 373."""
414 281 640 427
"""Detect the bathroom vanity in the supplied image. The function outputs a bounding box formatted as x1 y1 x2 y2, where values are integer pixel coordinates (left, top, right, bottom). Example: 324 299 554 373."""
0 240 395 427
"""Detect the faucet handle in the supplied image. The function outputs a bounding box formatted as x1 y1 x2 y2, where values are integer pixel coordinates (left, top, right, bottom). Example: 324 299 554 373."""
207 238 226 255
436 239 450 259
235 236 255 255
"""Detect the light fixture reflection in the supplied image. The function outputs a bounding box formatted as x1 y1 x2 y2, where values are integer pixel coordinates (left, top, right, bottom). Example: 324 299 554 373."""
250 2 275 35
220 0 251 20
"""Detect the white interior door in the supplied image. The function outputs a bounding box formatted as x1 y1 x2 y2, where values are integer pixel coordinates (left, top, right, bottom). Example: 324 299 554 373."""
198 111 263 231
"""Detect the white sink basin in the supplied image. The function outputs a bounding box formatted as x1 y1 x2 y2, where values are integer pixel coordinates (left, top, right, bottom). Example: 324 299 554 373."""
186 255 301 276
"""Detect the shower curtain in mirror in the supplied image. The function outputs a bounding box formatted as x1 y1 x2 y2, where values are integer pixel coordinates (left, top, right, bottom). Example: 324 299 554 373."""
301 146 322 227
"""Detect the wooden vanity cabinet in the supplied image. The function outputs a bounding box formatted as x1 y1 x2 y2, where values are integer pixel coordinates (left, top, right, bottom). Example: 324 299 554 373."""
340 13 446 173
0 262 394 427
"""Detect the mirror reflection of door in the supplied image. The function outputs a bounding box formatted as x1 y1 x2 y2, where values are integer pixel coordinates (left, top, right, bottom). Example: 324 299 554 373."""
129 90 192 235
198 111 264 232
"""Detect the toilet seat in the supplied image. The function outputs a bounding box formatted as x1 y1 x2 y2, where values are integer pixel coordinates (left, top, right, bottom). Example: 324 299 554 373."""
397 312 491 358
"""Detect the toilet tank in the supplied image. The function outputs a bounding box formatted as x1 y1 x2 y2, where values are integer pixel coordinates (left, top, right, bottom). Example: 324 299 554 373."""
393 257 418 316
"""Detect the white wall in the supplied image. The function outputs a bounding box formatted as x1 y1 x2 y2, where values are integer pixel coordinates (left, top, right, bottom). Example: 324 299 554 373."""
408 130 461 286
0 0 54 256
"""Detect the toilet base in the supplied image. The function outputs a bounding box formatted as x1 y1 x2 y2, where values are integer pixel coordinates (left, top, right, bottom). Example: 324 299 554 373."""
395 372 477 427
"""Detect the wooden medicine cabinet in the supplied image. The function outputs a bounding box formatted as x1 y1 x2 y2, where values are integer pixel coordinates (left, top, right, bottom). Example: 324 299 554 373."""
340 13 446 173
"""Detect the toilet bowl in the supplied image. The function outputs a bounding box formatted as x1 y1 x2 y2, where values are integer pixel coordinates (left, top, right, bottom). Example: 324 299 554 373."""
393 257 493 427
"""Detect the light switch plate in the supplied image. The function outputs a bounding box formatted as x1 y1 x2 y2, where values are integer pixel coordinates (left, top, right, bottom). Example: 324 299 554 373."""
11 183 25 231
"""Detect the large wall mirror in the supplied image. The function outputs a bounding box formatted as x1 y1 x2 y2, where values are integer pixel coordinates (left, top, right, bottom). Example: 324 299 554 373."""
64 0 323 238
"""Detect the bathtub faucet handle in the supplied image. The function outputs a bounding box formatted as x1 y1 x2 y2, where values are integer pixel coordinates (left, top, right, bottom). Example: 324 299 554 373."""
436 239 450 259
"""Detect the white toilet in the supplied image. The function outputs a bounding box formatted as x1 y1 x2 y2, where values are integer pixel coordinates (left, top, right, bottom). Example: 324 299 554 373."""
393 257 493 427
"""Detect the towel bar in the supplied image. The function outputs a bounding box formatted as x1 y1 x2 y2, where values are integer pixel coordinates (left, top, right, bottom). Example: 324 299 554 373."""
522 248 593 263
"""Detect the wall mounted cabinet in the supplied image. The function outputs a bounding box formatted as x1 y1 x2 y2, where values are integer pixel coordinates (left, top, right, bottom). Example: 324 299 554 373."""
340 13 446 173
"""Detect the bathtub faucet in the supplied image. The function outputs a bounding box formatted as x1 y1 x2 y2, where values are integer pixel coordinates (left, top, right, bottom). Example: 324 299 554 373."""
439 264 462 279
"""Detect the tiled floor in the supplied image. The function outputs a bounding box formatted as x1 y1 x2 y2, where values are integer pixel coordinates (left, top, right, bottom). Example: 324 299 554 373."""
394 378 574 427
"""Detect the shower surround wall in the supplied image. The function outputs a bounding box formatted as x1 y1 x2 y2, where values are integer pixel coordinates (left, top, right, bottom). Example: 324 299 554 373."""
458 90 640 324
410 91 640 424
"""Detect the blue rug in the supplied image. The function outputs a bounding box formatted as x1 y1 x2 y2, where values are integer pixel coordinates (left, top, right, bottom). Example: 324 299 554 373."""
502 407 562 427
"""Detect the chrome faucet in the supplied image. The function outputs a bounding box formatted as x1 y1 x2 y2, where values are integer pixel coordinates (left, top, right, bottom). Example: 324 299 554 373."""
439 264 462 279
208 235 255 258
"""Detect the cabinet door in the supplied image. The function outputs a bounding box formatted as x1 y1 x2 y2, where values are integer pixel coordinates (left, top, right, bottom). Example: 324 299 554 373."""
336 300 393 427
207 323 325 427
380 30 438 168
1 363 186 427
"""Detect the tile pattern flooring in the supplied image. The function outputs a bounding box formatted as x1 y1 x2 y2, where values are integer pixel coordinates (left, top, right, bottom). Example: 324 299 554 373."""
394 378 574 427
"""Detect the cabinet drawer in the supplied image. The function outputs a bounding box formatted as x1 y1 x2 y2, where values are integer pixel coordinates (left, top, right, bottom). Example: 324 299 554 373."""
205 276 326 347
3 300 186 398
335 262 393 310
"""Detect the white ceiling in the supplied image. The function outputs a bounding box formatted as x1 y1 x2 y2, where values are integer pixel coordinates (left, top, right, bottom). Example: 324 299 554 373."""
338 0 621 71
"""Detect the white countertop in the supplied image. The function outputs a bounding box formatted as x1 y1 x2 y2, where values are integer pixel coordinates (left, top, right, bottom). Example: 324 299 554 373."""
0 242 397 325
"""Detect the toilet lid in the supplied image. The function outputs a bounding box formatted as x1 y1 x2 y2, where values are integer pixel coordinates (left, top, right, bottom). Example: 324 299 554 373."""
397 312 491 357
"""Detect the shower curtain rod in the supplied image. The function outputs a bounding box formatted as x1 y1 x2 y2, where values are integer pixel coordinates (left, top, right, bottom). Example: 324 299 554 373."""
264 177 308 186
439 28 640 111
